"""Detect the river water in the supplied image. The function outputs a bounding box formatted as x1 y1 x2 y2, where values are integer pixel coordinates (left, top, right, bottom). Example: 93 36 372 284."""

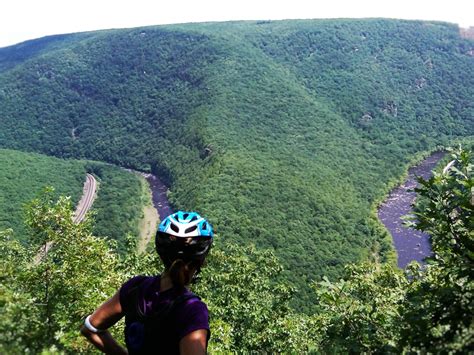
377 151 445 268
143 173 173 219
125 169 173 220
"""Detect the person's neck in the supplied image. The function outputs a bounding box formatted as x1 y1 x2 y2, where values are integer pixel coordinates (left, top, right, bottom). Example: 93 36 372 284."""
160 273 174 292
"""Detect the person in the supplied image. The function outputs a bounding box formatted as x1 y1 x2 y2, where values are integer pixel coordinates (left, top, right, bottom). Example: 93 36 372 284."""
81 211 214 354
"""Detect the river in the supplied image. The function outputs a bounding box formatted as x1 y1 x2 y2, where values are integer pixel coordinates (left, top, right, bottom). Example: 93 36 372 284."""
125 169 173 220
377 151 445 268
138 152 444 268
143 173 173 219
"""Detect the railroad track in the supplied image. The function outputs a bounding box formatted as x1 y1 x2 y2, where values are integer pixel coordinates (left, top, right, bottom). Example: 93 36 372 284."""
73 173 97 223
34 173 97 264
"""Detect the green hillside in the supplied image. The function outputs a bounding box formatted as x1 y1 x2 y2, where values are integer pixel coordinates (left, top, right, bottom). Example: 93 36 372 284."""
0 19 472 305
0 33 93 73
0 149 144 250
0 149 85 240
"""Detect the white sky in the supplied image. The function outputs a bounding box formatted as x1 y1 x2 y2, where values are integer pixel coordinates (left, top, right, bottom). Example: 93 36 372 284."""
1 0 473 48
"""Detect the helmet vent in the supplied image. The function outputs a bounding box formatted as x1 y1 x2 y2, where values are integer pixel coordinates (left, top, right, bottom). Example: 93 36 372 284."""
183 213 189 219
202 222 207 230
185 225 197 234
190 216 198 222
170 223 179 233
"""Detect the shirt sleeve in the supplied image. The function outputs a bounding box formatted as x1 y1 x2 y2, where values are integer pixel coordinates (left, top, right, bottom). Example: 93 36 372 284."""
176 298 210 341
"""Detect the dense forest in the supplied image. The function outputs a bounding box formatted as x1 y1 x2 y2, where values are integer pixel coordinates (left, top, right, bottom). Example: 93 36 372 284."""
0 149 85 241
0 19 472 307
0 149 145 251
1 148 471 353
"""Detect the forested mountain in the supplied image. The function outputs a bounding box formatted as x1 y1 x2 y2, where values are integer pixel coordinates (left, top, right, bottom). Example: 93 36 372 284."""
0 19 472 305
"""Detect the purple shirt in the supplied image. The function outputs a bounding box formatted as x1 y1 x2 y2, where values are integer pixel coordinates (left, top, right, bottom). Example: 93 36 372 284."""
120 275 210 354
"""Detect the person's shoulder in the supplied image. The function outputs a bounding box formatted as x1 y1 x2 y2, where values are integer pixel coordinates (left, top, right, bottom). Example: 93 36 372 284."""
175 292 210 339
180 291 208 314
121 275 154 291
119 275 157 308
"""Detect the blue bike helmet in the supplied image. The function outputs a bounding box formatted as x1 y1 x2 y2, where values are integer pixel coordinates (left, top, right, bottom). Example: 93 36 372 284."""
156 211 213 267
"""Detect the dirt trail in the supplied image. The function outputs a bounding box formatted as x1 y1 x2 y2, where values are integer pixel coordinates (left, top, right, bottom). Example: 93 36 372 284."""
138 205 159 252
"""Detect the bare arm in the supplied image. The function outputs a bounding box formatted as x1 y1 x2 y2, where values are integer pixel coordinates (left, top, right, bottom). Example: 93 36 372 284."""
80 291 128 354
179 329 208 355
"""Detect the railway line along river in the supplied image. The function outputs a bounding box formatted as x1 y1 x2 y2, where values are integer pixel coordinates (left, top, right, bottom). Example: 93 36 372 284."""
377 151 445 268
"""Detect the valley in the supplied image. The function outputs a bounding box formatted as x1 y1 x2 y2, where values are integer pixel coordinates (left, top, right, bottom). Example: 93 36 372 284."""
0 18 472 308
0 18 472 353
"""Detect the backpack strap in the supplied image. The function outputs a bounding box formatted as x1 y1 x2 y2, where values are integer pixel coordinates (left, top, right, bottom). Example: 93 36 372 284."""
147 293 200 321
123 276 148 318
124 276 200 322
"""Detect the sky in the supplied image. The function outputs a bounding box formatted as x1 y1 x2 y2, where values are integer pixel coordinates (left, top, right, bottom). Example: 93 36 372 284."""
1 0 473 48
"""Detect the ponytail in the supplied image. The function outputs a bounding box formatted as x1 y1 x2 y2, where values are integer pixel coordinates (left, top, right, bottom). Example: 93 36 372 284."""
168 259 200 289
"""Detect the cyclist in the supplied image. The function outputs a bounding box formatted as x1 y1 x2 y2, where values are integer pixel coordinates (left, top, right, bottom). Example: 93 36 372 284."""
81 211 214 354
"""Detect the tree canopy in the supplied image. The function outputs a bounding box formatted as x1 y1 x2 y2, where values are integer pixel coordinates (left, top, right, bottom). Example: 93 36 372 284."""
0 147 472 352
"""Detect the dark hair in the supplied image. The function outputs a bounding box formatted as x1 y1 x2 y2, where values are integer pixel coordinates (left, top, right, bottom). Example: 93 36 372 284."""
168 259 202 289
